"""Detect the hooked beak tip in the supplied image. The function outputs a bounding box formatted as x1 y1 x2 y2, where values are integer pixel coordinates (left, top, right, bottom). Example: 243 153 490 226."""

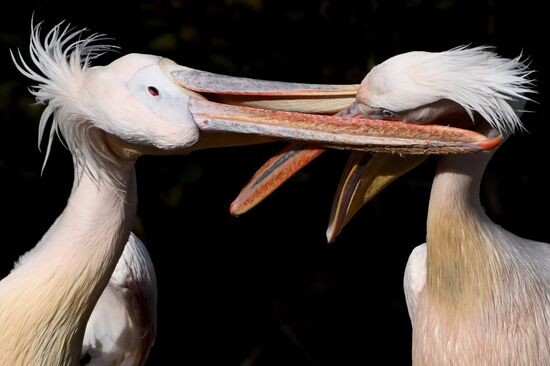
229 201 241 217
326 232 337 244
478 135 504 150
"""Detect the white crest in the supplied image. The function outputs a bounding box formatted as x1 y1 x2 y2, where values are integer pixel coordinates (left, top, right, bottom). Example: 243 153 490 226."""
362 46 536 134
11 20 117 178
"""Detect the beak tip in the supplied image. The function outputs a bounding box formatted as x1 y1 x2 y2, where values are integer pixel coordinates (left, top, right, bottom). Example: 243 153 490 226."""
477 135 504 151
325 226 339 244
229 201 241 217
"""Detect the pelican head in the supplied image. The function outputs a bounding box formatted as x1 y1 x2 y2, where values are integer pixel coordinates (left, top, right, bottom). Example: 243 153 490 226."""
12 23 209 181
324 46 537 241
353 46 534 133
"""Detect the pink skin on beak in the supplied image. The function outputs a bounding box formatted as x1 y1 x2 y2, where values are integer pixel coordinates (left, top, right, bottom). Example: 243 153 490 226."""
227 100 501 217
230 145 325 216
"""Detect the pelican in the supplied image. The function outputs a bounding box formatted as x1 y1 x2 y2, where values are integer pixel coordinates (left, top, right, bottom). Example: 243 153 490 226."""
329 47 547 365
232 47 545 364
0 22 489 365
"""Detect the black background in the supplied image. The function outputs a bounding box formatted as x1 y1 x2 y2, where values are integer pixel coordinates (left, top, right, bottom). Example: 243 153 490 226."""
0 1 548 365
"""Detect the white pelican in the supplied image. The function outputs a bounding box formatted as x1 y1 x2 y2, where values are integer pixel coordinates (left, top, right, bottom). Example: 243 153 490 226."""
1 22 487 365
357 47 546 365
233 46 545 364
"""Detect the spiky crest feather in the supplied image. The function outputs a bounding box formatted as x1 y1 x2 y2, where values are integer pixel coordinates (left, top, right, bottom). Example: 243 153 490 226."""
363 46 536 134
11 20 118 182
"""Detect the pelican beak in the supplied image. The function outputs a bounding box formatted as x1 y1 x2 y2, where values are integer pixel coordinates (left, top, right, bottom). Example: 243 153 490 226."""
161 59 498 153
325 153 428 242
325 105 502 242
161 59 502 226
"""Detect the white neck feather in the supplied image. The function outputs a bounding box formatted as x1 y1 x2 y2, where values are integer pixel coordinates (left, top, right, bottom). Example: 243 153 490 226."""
426 152 504 304
0 138 137 366
415 151 550 364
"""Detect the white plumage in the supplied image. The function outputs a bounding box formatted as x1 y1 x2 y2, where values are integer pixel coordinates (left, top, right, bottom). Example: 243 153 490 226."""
13 229 157 366
12 22 115 175
81 233 157 366
358 46 533 133
402 244 426 326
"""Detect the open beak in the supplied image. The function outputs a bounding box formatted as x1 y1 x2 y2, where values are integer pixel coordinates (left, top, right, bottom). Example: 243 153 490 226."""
162 60 502 229
224 103 501 222
325 153 428 242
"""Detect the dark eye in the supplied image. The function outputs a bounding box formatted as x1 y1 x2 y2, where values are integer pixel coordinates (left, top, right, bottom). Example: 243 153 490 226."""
382 109 395 117
147 86 159 96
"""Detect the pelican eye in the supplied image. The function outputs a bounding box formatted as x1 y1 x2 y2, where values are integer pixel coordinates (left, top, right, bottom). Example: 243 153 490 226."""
147 86 160 96
382 109 395 117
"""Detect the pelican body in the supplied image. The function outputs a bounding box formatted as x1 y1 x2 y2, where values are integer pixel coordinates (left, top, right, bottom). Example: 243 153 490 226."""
80 233 157 365
405 148 550 365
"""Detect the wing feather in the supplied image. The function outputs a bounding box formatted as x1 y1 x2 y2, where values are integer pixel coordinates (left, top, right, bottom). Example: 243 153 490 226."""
403 244 427 325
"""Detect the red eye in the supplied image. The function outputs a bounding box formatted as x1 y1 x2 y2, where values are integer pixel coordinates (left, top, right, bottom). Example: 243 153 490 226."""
147 86 159 96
